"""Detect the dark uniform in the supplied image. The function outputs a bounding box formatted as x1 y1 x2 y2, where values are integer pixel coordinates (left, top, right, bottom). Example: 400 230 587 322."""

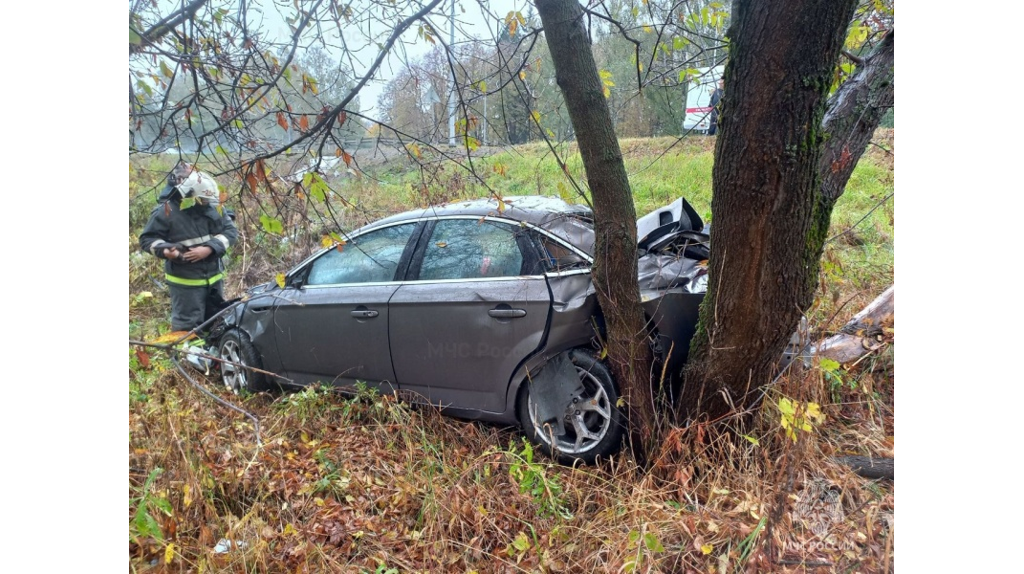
139 184 238 332
708 86 723 136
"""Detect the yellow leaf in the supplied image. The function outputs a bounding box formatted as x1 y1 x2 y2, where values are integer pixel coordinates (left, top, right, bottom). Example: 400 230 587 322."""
321 235 335 248
701 543 714 555
301 431 310 443
165 543 176 564
275 273 286 288
519 70 526 81
152 331 196 345
183 484 192 508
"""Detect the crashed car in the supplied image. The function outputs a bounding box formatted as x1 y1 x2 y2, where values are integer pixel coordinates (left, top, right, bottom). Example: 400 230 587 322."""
210 196 709 463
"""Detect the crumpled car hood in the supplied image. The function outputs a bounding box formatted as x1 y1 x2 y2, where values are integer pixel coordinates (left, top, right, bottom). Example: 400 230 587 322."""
636 197 709 293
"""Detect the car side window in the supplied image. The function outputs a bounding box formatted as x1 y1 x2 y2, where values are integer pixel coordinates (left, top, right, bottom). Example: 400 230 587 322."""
305 223 417 285
534 233 589 271
418 219 526 280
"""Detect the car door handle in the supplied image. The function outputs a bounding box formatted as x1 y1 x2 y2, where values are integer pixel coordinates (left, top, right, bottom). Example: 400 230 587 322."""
351 309 379 319
488 308 526 319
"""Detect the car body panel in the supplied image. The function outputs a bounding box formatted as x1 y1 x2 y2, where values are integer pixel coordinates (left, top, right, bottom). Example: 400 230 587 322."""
216 195 713 427
270 283 401 392
389 276 551 413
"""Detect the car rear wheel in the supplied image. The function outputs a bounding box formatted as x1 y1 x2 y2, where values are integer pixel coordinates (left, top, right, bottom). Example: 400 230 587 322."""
218 329 269 393
517 350 625 464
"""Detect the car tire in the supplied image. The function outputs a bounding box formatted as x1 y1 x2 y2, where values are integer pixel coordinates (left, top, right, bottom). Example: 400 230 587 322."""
218 329 270 393
517 349 625 464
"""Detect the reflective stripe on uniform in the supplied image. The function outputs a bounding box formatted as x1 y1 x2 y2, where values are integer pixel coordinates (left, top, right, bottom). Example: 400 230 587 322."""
165 273 224 286
213 234 229 250
150 241 170 255
180 234 213 247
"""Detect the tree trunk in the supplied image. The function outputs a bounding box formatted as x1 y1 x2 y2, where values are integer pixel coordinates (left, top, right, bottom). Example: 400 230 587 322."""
681 0 860 422
534 0 657 462
819 32 895 205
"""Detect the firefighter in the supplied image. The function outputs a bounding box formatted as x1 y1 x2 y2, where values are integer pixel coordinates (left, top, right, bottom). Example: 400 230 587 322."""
139 163 238 335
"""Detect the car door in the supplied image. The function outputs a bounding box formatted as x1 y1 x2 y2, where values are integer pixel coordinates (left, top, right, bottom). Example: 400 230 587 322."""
269 222 421 392
388 217 552 414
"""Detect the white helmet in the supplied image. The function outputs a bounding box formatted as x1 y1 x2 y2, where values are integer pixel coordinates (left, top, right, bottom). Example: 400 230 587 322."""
177 170 220 206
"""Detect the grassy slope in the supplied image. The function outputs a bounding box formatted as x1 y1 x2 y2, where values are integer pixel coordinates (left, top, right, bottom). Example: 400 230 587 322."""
129 132 894 572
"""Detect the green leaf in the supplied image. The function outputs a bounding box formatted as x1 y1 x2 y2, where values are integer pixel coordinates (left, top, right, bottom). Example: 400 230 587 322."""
259 214 284 234
673 36 687 50
512 531 530 551
819 358 841 372
179 197 197 210
129 28 142 46
159 61 173 79
644 532 664 552
477 80 487 92
741 434 760 446
307 173 329 201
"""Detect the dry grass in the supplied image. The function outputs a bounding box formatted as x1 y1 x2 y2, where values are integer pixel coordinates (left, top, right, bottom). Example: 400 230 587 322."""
129 135 894 573
128 363 894 572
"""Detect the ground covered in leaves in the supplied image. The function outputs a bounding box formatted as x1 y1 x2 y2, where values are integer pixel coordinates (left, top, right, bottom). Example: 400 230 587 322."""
129 358 893 573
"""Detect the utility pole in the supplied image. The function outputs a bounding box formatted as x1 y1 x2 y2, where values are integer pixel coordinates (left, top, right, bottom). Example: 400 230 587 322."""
447 0 456 146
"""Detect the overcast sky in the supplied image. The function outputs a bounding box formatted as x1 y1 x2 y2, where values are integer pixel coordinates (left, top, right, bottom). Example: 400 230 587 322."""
258 0 528 117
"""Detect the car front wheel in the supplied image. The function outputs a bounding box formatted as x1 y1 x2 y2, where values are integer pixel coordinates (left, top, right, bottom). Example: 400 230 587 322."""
517 350 625 464
218 329 270 393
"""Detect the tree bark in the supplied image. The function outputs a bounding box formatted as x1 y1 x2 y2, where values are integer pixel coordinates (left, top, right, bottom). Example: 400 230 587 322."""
817 285 894 364
681 0 860 422
535 0 657 462
834 456 894 480
819 32 895 205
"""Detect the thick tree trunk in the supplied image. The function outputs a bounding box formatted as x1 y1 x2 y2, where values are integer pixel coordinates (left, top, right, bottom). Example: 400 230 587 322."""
681 0 860 422
535 0 657 461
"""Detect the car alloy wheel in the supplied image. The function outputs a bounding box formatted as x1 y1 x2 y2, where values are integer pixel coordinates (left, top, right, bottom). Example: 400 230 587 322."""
519 350 624 464
218 329 268 393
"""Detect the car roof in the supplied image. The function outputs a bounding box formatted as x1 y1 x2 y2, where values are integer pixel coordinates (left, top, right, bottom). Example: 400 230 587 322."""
366 195 593 229
361 195 597 254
